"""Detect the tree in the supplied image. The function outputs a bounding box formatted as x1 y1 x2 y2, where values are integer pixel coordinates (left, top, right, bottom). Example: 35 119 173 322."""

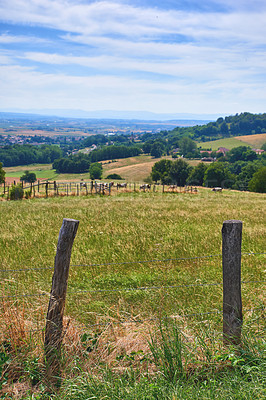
187 162 207 186
151 159 172 184
89 163 103 180
20 170 37 184
0 162 5 184
227 146 257 163
179 137 198 157
203 162 235 188
170 159 192 186
150 142 163 158
248 167 266 193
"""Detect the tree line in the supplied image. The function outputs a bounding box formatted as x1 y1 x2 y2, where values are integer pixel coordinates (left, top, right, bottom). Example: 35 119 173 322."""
0 144 62 167
150 147 266 193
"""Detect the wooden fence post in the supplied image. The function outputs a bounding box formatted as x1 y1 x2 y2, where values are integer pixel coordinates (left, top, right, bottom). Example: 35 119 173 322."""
222 220 243 346
44 218 79 387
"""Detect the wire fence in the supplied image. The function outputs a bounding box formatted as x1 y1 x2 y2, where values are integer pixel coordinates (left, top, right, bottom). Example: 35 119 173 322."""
1 251 264 331
1 251 265 273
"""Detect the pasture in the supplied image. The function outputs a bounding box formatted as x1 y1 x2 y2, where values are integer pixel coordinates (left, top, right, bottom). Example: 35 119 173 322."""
0 189 265 398
2 156 202 187
197 137 250 150
1 189 265 321
197 133 266 150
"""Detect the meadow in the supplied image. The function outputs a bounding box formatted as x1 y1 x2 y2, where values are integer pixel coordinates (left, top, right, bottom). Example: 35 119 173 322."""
197 133 266 150
0 189 265 398
3 155 202 187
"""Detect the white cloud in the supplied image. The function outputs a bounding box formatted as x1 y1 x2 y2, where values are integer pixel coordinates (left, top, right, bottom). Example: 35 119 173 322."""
1 1 266 114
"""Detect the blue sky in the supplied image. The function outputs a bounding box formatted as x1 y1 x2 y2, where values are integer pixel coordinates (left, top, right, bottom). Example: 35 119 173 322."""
0 0 266 117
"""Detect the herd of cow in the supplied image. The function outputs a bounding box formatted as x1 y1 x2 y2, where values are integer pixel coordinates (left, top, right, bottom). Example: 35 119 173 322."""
81 181 222 193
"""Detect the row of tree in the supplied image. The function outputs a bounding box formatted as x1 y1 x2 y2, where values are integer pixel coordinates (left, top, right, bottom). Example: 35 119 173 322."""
150 156 266 193
0 144 62 167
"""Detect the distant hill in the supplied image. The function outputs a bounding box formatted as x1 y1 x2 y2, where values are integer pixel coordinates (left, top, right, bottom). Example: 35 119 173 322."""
0 108 221 121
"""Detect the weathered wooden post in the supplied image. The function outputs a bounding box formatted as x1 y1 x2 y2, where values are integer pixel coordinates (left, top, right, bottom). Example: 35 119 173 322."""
38 180 40 193
44 218 79 387
222 220 243 346
46 182 48 197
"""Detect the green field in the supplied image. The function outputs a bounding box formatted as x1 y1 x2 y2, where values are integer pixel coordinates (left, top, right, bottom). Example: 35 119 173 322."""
3 156 202 186
0 190 265 398
197 137 250 150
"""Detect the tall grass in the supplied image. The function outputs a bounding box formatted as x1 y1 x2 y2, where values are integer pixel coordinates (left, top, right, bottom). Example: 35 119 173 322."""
0 190 265 398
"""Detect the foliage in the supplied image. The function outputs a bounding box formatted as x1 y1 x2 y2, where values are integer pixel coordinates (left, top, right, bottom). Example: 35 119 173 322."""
90 145 141 162
179 137 199 157
150 141 164 158
9 184 24 200
170 159 192 186
20 170 37 183
53 153 91 173
148 320 185 383
187 162 207 186
151 159 172 184
89 162 103 180
203 162 235 188
248 167 266 193
106 173 123 180
0 162 5 183
0 144 62 167
227 146 257 163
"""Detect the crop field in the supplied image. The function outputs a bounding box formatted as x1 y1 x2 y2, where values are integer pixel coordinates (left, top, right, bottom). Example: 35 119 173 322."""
0 189 265 398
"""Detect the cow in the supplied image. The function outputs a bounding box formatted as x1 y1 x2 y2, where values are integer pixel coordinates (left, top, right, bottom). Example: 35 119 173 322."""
139 184 151 190
117 183 127 188
212 187 223 192
168 185 178 191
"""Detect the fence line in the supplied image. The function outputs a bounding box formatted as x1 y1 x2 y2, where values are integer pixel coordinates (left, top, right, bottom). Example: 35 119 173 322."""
0 251 265 274
23 305 265 333
1 280 265 300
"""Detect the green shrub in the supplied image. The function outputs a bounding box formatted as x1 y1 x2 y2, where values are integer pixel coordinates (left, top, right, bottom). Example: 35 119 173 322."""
106 173 123 180
9 184 24 200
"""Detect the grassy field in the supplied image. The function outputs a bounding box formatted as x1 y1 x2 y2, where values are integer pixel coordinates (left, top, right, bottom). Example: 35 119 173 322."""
0 182 265 398
198 133 266 150
0 189 266 400
197 137 250 150
236 133 266 148
3 156 202 186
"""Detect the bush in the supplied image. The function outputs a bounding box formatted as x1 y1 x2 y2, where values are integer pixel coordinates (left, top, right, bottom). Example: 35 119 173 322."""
106 173 123 180
9 184 24 200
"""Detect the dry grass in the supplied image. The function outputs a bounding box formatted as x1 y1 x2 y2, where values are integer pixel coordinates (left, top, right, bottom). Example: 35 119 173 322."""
235 133 266 148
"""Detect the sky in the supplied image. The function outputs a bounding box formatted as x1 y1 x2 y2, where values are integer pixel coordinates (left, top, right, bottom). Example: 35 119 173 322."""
0 0 266 118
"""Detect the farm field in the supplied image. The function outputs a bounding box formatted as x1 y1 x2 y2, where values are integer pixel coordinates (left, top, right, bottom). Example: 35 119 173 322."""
236 133 266 148
2 156 202 185
197 133 266 150
0 190 265 398
197 137 250 150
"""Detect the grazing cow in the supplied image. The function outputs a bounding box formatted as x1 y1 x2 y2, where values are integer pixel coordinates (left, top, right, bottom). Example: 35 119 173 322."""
212 187 223 192
168 185 177 191
139 184 151 190
117 182 127 188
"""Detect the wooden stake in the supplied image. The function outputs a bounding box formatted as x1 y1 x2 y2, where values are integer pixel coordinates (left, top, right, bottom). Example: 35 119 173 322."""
222 220 243 346
44 218 79 387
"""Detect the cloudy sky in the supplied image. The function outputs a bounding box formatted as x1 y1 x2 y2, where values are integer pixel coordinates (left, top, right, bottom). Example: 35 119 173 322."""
0 0 266 118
